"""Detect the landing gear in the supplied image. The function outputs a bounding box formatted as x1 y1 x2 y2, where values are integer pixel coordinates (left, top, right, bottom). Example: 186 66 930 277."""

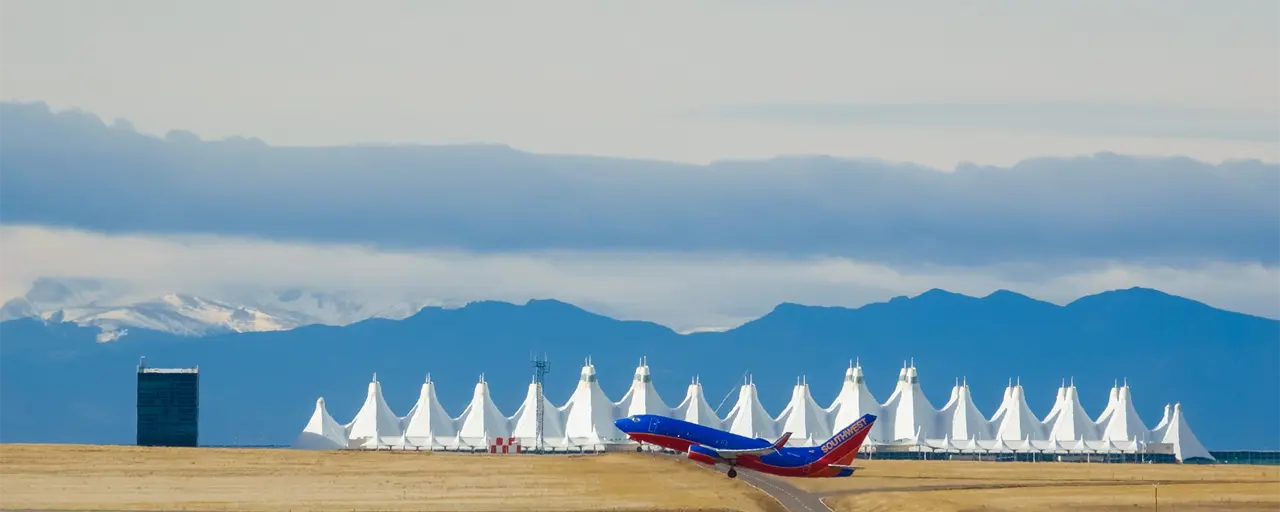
635 445 643 452
727 468 738 479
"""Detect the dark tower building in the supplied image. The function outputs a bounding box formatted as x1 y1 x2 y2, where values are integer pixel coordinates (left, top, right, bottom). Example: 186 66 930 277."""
136 357 199 447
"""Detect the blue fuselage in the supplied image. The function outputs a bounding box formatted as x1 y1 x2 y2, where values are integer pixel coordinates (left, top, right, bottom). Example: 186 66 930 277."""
615 414 829 468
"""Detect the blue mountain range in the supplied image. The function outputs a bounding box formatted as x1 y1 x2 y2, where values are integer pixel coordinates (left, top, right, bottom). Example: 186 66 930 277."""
1 287 1275 449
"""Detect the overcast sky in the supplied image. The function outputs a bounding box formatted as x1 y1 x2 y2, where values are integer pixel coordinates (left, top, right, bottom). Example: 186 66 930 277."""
3 0 1277 167
1 1 1277 329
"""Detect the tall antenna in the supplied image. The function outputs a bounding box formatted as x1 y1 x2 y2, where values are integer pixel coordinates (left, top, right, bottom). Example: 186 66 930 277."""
530 352 551 454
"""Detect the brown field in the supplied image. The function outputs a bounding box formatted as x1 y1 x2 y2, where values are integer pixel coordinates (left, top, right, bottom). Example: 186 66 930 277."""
789 459 1280 512
4 445 1279 512
0 444 782 512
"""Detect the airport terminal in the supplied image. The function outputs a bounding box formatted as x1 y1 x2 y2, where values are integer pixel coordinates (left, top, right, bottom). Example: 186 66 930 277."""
293 358 1215 463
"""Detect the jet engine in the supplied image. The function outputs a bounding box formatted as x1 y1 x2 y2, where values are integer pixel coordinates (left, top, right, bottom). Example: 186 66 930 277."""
686 444 718 466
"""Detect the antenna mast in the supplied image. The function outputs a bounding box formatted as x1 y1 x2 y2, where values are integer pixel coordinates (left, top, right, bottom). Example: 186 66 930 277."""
530 353 551 453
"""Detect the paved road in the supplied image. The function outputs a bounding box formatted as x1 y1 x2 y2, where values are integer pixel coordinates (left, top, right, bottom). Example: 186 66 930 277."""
733 467 832 512
648 450 831 512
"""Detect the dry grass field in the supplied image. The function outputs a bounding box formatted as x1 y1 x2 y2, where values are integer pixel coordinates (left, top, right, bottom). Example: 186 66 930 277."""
0 444 783 512
789 459 1280 512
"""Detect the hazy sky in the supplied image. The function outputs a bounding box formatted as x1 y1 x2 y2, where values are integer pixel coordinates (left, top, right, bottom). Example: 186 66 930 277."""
1 1 1277 329
2 0 1277 167
5 224 1277 331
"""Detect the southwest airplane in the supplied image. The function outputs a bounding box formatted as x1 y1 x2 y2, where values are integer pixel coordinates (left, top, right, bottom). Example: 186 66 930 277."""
614 413 877 479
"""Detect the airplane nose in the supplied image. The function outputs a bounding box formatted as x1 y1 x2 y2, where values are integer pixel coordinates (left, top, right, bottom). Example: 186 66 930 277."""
613 418 631 432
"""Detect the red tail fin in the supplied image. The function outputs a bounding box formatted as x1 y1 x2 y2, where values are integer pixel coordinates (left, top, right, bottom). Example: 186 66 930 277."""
814 414 877 465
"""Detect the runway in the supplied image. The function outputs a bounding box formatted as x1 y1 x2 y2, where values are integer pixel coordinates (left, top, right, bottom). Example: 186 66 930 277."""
731 467 832 512
651 449 831 512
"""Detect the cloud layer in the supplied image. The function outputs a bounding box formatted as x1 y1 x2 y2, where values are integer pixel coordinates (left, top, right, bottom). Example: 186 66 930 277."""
2 102 1277 269
708 103 1280 143
4 1 1278 166
3 225 1276 331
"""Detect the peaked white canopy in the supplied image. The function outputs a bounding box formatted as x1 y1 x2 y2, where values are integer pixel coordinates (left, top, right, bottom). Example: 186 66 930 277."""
1094 380 1122 431
989 380 1015 423
1101 383 1149 442
509 379 566 447
1150 404 1173 437
673 376 721 428
880 364 939 441
825 361 887 442
722 375 778 439
346 373 403 448
991 380 1047 441
1046 384 1100 442
455 374 510 447
400 375 457 448
293 397 348 450
775 376 832 446
939 379 992 441
1153 403 1214 461
1041 380 1070 432
615 358 671 417
560 359 622 444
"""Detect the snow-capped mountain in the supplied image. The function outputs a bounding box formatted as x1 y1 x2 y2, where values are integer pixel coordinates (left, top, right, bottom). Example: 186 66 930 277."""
1 277 446 340
82 294 293 334
233 288 446 327
11 293 294 338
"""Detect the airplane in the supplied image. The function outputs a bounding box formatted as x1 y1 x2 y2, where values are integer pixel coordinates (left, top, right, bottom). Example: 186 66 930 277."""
613 413 877 479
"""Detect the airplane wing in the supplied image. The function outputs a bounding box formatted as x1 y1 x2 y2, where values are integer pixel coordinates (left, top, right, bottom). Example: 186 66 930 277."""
700 432 792 459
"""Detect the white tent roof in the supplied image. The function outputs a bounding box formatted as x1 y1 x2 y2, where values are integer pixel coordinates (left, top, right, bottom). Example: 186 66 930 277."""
926 434 965 452
1036 437 1067 453
345 373 403 448
672 376 721 428
1093 380 1122 431
455 374 510 444
1156 403 1214 461
293 397 348 450
774 376 832 446
722 375 778 439
1014 435 1037 452
825 361 887 443
1046 384 1099 442
400 374 457 446
880 364 939 441
509 379 566 447
560 359 622 443
983 437 1014 453
989 380 1015 425
1041 380 1069 432
1150 404 1173 438
296 362 1216 458
1101 383 1149 442
939 379 992 441
614 357 671 417
992 380 1046 441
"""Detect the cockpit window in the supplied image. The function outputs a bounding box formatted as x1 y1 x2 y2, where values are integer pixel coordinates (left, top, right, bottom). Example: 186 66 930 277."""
630 416 640 422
